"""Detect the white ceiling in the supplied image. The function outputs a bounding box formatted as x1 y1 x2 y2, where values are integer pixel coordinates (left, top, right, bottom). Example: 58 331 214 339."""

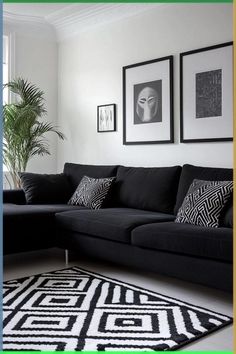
3 3 162 41
4 4 69 18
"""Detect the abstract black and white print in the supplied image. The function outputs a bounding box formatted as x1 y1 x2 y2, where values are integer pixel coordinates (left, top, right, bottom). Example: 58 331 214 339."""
3 267 232 351
98 104 116 132
68 176 114 209
196 69 222 119
134 79 162 125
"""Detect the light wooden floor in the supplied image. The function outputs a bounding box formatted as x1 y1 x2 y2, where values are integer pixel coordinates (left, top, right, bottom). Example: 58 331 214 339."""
3 248 233 351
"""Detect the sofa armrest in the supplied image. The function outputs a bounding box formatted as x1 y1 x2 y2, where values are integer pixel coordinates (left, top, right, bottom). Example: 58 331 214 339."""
3 189 26 204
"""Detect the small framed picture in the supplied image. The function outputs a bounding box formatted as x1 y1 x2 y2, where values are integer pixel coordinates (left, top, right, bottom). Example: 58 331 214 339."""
123 56 173 145
180 42 233 143
97 104 116 132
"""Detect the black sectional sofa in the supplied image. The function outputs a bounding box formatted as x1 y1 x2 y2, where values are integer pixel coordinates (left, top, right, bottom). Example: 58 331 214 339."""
3 163 233 292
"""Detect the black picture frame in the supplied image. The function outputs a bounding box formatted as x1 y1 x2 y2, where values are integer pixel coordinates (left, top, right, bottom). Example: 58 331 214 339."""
97 104 116 133
180 42 233 143
123 56 174 145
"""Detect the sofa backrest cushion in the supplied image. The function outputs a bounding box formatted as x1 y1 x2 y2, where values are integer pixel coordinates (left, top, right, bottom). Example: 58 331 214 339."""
19 172 72 204
174 164 233 217
63 163 118 191
220 202 233 228
3 189 26 205
114 165 182 213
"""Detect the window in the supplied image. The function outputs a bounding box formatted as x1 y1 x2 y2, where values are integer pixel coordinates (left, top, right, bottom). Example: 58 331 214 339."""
3 35 10 175
3 35 9 104
2 32 15 181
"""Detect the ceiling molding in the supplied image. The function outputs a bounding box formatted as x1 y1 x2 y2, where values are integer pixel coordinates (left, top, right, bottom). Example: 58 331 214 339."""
3 4 164 42
3 11 56 41
51 3 162 42
3 10 48 25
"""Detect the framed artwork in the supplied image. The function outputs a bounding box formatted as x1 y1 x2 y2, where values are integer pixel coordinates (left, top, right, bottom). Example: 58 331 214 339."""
123 56 173 145
180 42 233 143
97 104 116 132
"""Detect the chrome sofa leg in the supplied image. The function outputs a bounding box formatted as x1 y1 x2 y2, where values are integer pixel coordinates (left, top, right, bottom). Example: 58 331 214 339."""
65 249 69 265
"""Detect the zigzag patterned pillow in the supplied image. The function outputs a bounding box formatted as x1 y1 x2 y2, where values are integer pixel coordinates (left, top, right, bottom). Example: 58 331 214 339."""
68 175 115 209
175 179 233 228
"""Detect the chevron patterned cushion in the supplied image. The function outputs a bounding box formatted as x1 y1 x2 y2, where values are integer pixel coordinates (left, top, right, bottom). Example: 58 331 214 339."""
68 175 115 209
175 179 233 228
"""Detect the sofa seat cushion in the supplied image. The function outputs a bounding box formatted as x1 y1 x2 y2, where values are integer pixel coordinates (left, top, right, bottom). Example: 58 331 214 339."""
4 203 86 234
3 204 86 255
4 204 86 217
131 222 232 262
56 208 175 244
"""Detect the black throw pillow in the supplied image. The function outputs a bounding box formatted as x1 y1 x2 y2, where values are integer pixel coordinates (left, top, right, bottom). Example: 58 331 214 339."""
19 172 72 204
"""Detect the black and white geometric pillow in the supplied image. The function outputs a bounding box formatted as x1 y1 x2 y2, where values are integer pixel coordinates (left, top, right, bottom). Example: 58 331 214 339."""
175 179 233 228
68 175 115 209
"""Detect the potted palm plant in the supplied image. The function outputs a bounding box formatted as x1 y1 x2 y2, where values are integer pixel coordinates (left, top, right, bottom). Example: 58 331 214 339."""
3 78 65 188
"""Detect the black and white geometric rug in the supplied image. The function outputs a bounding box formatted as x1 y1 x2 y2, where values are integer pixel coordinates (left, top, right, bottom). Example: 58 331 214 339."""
3 267 232 351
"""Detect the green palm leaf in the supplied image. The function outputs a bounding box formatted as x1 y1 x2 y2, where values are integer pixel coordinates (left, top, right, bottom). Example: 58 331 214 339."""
4 78 46 115
3 78 65 188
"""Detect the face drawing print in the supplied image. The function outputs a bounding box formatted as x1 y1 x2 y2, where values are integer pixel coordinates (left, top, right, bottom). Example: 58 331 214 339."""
136 87 158 122
134 80 162 125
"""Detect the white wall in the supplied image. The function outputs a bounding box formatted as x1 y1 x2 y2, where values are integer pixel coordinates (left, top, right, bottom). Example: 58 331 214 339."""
57 3 233 172
3 20 61 174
